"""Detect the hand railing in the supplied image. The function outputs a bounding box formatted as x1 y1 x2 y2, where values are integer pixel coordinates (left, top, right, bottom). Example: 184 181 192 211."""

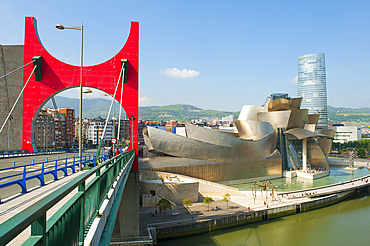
0 153 109 203
0 149 69 158
0 149 135 246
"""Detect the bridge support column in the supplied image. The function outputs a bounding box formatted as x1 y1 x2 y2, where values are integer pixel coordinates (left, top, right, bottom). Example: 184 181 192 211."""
119 171 139 237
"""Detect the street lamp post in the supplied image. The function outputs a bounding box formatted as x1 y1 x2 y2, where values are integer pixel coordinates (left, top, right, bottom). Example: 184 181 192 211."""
129 115 135 150
56 23 84 171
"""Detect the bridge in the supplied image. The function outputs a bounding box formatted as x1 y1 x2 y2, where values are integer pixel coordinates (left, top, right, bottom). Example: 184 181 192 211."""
0 150 146 245
0 17 142 245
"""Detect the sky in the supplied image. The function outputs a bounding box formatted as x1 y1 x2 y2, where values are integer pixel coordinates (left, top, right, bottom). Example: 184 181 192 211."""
1 0 370 111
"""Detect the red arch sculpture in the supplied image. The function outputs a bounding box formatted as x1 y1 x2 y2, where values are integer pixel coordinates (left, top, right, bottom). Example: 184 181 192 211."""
22 17 139 170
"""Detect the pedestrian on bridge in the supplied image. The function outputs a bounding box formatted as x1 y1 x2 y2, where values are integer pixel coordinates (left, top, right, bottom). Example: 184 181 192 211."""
115 148 120 156
108 146 113 158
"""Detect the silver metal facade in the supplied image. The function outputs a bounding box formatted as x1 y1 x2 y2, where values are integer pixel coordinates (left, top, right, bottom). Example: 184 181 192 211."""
142 95 334 183
298 53 328 128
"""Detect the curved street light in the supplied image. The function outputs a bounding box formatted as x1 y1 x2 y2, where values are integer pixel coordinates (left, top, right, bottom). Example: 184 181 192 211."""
56 22 84 171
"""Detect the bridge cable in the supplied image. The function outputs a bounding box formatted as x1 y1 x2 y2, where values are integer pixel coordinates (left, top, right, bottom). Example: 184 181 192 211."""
0 61 34 80
100 62 125 140
95 62 125 159
117 66 125 141
0 65 37 134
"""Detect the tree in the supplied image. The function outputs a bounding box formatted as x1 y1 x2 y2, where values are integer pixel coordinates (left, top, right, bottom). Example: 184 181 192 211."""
157 198 171 217
183 199 193 213
357 148 366 158
203 197 212 211
222 193 231 209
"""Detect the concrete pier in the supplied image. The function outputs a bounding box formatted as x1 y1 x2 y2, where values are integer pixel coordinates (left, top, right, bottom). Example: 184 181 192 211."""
118 171 140 237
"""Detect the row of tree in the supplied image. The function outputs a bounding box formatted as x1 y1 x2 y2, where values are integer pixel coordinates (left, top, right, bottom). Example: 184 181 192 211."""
332 139 370 158
182 194 231 213
156 194 232 216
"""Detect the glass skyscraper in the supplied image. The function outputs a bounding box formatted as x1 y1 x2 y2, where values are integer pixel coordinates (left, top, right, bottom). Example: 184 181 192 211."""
297 53 328 128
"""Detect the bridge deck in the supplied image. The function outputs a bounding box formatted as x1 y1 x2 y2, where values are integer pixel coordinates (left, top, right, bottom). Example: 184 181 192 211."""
0 170 90 245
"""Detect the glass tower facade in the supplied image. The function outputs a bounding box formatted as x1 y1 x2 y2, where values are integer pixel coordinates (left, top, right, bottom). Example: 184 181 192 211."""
297 53 328 128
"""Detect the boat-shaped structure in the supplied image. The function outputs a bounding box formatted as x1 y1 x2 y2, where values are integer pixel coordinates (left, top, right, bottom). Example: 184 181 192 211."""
141 93 334 184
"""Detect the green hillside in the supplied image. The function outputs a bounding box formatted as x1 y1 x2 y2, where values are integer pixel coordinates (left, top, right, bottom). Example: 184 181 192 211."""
139 104 239 122
45 96 370 123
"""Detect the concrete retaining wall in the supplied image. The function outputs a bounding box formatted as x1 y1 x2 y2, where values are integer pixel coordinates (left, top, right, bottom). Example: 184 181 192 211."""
140 180 199 204
140 170 244 198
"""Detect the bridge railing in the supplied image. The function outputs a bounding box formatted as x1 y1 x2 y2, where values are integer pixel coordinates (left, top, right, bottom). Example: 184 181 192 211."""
0 149 135 246
0 153 108 203
0 149 69 158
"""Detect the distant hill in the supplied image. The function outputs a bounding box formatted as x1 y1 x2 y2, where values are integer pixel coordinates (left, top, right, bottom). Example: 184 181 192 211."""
44 96 122 119
139 104 239 122
328 105 370 113
44 96 370 123
45 97 238 121
327 106 370 124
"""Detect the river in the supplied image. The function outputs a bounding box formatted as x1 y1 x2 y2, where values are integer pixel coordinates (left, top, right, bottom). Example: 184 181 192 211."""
158 167 370 246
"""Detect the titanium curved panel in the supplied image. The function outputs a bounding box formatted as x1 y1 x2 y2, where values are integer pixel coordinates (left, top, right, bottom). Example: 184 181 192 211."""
139 150 282 183
284 128 332 140
316 129 335 154
257 110 291 129
308 114 320 124
304 124 316 132
286 109 308 129
184 123 236 147
289 97 302 110
143 127 154 151
234 120 275 140
147 124 277 163
307 139 329 170
238 105 267 121
147 126 232 161
270 98 290 111
259 109 309 130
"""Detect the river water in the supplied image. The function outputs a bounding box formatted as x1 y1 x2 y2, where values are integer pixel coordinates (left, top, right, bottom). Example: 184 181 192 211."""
158 167 370 246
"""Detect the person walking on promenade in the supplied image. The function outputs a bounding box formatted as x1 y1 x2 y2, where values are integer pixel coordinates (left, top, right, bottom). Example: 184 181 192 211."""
108 146 113 158
115 147 120 156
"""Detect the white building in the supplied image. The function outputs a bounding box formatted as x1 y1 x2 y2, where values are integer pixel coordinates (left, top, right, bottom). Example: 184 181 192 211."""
328 125 361 143
222 115 234 125
88 117 113 145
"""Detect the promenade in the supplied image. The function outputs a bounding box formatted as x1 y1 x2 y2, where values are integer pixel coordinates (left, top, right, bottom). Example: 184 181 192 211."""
137 164 370 240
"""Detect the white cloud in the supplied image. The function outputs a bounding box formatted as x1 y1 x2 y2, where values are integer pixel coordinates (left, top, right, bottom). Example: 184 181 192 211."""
291 75 298 84
160 68 200 78
139 96 154 106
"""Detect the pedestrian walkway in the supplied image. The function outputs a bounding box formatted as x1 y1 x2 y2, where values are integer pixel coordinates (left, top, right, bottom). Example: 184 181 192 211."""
137 173 370 238
0 170 87 245
137 198 250 236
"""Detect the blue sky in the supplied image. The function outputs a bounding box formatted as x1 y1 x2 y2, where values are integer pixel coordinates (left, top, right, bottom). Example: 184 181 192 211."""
1 0 370 111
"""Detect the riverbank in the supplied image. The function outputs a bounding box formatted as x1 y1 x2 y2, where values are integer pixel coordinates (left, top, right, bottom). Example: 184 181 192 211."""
143 173 370 242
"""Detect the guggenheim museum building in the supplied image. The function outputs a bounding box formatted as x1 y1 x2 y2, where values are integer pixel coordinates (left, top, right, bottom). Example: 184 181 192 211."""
140 94 334 184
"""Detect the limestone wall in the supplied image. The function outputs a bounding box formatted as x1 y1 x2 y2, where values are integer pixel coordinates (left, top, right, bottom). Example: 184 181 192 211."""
140 179 199 204
0 45 24 151
140 170 246 202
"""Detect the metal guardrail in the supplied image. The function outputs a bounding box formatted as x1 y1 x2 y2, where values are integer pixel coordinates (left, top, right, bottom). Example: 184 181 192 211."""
0 149 68 158
0 153 109 203
0 149 135 246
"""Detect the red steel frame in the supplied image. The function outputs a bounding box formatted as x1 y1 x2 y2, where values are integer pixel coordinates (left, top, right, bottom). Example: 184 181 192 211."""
22 17 139 171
